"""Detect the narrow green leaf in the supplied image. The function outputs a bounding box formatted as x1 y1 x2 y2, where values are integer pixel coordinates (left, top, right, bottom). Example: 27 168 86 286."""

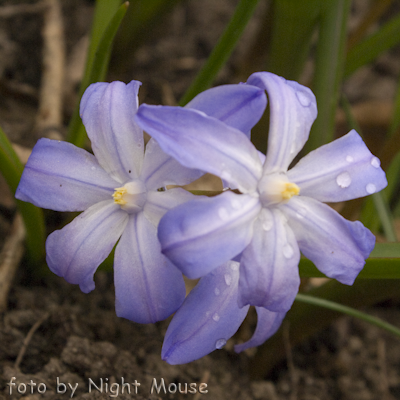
266 0 320 80
67 1 128 147
389 77 400 136
299 243 400 279
112 0 183 73
296 293 400 339
0 125 45 263
345 11 400 78
251 279 400 377
304 0 351 153
179 0 261 106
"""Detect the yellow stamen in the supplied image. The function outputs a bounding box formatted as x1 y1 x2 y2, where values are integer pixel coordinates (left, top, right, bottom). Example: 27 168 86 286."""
113 187 128 205
281 182 300 200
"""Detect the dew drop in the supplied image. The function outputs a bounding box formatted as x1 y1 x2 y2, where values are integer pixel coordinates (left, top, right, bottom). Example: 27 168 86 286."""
215 339 227 349
91 166 96 171
283 243 294 259
205 311 211 317
296 91 311 107
214 287 220 296
346 155 354 163
262 218 273 231
230 199 241 210
230 261 239 271
336 172 351 188
224 273 232 286
218 207 229 220
212 313 220 322
290 141 297 155
366 183 376 194
371 156 380 168
221 170 232 181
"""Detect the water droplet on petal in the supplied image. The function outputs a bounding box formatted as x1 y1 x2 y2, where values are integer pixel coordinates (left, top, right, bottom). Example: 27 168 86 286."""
366 183 376 194
224 274 232 286
230 199 241 209
371 156 380 168
290 141 297 155
205 311 211 317
262 218 273 231
283 243 294 259
218 207 229 220
212 313 220 322
215 339 227 349
214 288 220 296
91 166 96 171
230 261 239 271
336 172 351 188
221 170 232 182
346 155 354 163
296 90 311 107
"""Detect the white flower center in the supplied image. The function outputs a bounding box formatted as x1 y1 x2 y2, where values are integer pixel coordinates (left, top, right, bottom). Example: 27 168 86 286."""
258 173 300 207
112 180 147 214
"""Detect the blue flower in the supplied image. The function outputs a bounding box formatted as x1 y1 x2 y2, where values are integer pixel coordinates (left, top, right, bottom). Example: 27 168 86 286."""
16 80 266 323
161 259 286 364
136 71 388 315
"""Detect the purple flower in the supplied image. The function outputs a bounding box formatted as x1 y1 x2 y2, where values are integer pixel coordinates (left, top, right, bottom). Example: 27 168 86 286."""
136 71 388 316
16 80 266 323
161 259 285 364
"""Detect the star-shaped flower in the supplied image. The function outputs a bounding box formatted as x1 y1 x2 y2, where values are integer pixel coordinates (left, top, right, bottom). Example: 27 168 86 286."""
16 80 266 323
161 259 286 364
136 71 388 316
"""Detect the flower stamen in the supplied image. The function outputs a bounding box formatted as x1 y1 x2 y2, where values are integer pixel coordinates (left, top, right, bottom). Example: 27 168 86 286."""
281 182 300 200
258 174 300 206
112 180 147 214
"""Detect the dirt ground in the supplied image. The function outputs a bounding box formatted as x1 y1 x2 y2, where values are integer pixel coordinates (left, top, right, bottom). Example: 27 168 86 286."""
1 0 400 399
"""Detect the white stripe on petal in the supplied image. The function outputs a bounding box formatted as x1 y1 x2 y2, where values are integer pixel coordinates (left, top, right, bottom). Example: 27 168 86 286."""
158 191 262 279
247 72 317 173
114 212 186 323
287 130 387 202
46 200 128 293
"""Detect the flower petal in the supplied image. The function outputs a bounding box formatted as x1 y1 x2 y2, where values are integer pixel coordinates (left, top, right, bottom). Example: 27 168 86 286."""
80 81 144 182
247 72 317 173
136 105 263 193
15 138 118 211
234 307 286 353
287 130 387 202
140 138 202 190
143 187 194 227
114 212 186 324
281 196 375 285
185 83 267 136
46 200 128 293
158 191 261 279
162 261 249 365
239 208 300 312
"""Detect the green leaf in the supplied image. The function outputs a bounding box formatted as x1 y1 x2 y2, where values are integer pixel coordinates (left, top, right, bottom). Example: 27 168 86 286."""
0 125 45 263
112 0 184 73
179 0 261 106
250 278 400 377
296 293 400 339
345 11 400 78
67 1 128 147
266 0 320 80
304 0 351 153
299 243 400 279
